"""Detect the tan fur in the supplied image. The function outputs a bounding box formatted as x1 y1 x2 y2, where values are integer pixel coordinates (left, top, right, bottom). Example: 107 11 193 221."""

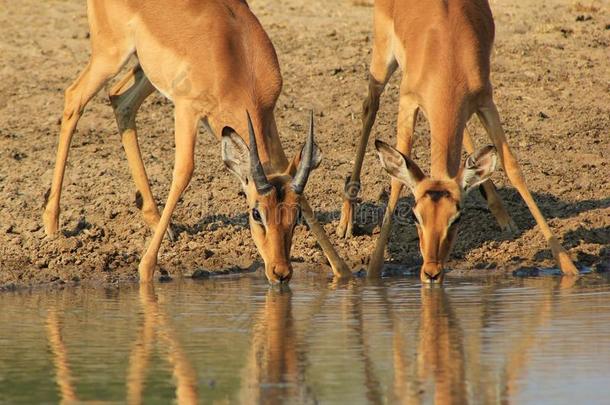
42 0 351 283
356 0 579 281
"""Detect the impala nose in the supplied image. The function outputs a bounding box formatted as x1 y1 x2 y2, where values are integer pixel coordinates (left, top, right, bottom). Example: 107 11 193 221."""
267 263 293 284
421 263 444 284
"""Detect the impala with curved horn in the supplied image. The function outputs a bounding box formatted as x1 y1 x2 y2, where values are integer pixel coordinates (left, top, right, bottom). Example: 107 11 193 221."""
221 111 321 283
339 0 579 283
42 0 351 283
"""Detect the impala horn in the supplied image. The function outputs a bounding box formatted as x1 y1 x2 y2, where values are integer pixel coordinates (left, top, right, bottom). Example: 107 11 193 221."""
292 111 315 195
247 112 273 195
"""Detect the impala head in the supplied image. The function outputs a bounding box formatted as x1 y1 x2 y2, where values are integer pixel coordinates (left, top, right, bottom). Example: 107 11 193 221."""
375 140 498 284
221 112 321 284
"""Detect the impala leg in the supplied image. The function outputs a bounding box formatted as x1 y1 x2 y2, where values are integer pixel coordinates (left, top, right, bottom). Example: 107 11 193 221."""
108 65 175 241
43 56 128 236
463 127 517 233
337 60 398 238
138 104 199 282
368 95 419 278
477 103 579 276
301 198 352 279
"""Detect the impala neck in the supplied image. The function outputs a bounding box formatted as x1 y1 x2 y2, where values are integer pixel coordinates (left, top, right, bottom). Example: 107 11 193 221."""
248 113 286 178
262 114 290 171
428 101 467 179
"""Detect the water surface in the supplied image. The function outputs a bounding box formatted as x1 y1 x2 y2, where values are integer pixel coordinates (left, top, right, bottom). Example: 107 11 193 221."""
1 273 610 404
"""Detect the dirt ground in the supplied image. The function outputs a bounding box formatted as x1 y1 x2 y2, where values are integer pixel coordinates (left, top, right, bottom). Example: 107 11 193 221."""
0 0 608 289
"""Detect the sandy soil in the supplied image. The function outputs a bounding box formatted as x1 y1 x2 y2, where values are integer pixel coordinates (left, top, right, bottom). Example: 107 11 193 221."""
0 0 608 289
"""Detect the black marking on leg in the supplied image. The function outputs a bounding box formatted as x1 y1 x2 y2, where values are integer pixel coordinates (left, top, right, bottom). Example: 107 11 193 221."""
135 191 143 210
43 187 51 208
344 175 361 201
112 103 133 134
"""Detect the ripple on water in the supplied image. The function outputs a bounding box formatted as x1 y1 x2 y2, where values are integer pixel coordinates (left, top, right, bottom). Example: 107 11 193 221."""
1 273 610 404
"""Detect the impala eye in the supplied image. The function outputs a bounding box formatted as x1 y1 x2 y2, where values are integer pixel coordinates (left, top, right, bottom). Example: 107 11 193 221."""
252 208 263 224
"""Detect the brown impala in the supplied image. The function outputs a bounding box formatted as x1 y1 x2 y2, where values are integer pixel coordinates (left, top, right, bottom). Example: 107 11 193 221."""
42 0 352 284
337 0 579 283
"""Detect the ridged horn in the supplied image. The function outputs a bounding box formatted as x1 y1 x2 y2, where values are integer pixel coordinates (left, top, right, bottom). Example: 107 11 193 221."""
292 110 315 194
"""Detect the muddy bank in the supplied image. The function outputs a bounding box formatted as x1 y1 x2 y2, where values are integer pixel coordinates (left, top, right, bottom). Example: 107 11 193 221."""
0 0 608 289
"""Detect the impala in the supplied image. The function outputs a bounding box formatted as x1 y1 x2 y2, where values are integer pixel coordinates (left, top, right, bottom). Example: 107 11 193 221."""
337 0 579 283
42 0 351 283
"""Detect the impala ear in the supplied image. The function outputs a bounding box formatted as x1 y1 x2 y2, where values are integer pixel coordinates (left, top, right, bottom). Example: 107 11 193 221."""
375 140 425 193
221 127 250 186
460 145 497 193
286 142 322 176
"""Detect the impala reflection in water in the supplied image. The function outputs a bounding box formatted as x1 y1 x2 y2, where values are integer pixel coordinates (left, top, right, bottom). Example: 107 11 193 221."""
1 273 610 404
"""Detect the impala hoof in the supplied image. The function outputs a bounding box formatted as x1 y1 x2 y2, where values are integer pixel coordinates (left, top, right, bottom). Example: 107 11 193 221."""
500 218 519 235
367 258 384 279
138 258 157 283
330 260 353 280
336 200 355 238
558 252 579 276
42 211 59 238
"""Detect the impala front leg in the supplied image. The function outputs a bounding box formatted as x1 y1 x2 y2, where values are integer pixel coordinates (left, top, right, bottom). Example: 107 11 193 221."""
139 104 199 282
301 198 352 279
368 178 404 278
109 66 176 241
368 94 418 278
477 102 579 276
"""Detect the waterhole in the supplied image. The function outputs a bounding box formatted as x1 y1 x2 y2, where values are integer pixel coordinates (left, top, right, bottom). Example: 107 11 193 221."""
1 273 610 404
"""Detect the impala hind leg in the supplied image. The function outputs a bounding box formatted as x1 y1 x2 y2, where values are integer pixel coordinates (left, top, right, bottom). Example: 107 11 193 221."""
477 103 579 275
138 103 199 282
108 65 175 241
463 128 517 233
43 55 131 236
336 57 397 238
368 95 419 278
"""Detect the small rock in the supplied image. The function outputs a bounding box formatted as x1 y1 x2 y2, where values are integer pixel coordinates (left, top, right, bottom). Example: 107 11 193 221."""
158 268 172 283
35 260 49 269
12 152 26 161
191 269 212 279
27 222 41 232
